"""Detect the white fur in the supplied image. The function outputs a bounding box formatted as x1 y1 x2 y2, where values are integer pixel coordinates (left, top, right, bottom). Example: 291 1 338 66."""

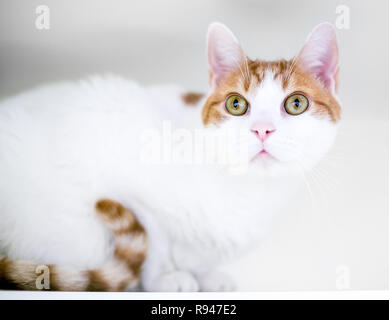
0 24 340 292
0 74 338 291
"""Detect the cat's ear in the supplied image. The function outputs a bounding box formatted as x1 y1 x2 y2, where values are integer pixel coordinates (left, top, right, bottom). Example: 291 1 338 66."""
297 23 339 93
207 23 246 88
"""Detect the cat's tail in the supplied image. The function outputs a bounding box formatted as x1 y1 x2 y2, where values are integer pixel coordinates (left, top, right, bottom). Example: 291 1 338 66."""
0 199 147 291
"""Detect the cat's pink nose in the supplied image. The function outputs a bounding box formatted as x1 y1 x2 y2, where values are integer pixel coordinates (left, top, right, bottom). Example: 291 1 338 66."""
251 122 276 142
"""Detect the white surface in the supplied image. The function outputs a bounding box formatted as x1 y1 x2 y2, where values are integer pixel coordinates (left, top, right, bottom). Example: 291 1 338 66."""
1 291 389 300
0 0 388 291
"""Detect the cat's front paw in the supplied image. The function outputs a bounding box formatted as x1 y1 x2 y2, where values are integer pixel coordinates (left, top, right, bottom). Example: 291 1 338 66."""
199 271 237 292
151 270 199 292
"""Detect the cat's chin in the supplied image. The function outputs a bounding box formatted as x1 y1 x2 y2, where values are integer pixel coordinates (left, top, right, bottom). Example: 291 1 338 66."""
247 156 303 178
216 152 301 178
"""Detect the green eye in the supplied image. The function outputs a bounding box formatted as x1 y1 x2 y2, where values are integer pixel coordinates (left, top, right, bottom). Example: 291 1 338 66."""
225 94 249 116
284 93 309 115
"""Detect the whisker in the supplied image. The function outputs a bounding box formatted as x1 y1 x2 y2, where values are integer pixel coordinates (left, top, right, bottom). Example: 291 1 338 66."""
295 161 318 214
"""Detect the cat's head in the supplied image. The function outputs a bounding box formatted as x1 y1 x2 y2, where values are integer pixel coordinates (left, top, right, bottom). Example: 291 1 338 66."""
202 22 341 175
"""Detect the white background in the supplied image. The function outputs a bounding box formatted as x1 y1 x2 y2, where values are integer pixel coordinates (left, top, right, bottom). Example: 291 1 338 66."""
0 0 388 291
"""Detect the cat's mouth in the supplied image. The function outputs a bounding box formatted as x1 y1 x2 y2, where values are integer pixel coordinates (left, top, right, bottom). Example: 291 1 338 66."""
251 149 278 164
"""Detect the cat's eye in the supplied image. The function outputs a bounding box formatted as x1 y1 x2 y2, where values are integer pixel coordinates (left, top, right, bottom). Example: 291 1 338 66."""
284 93 309 115
225 94 249 116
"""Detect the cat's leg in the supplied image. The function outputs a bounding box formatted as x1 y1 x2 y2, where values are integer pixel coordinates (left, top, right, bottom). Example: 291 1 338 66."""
141 237 199 291
141 235 200 291
146 270 200 292
197 270 237 292
171 244 237 292
129 204 199 292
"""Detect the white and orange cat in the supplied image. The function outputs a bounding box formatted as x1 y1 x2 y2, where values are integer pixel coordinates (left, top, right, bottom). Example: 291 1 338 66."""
0 22 341 291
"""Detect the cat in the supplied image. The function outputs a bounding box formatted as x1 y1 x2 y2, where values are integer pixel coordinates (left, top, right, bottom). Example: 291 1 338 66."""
0 199 147 290
0 22 341 291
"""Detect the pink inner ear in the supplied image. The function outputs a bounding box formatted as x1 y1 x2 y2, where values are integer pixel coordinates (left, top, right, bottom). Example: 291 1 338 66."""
297 23 339 93
207 23 246 88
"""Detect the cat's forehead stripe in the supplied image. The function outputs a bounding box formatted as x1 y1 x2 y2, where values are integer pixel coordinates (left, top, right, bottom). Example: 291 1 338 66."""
248 59 292 89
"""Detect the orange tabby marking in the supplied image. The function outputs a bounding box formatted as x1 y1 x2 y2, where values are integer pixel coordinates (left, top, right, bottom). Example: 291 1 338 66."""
0 200 147 291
